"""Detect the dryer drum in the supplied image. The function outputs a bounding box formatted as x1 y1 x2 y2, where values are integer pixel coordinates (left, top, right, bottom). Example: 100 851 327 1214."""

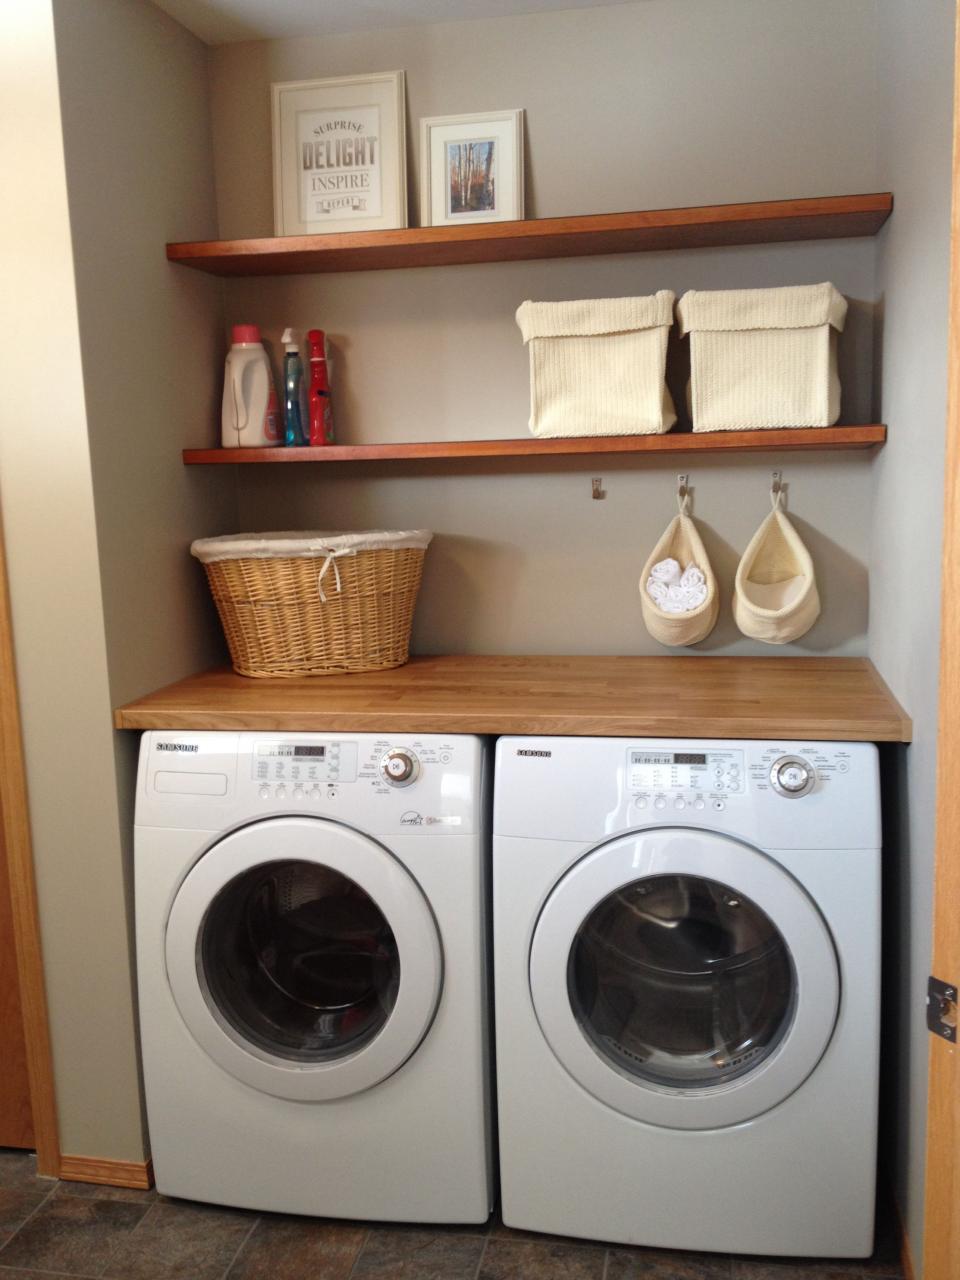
567 874 795 1088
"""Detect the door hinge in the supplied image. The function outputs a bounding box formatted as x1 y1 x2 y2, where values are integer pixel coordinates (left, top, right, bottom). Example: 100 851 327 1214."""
927 976 957 1043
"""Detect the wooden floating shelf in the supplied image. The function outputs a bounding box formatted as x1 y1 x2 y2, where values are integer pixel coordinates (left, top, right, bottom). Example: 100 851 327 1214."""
183 425 886 465
167 193 893 277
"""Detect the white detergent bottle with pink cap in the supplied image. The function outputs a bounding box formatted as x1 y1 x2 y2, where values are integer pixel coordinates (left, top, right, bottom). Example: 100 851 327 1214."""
221 324 280 448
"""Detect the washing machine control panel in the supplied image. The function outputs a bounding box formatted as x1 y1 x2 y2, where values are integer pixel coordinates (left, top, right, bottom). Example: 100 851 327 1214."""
629 748 745 812
253 740 359 790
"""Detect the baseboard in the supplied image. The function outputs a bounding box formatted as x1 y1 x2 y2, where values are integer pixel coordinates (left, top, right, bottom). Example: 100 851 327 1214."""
58 1155 154 1190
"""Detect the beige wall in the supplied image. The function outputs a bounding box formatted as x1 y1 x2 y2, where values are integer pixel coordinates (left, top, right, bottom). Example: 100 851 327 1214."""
0 0 146 1160
870 0 955 1266
0 0 236 1163
211 0 881 657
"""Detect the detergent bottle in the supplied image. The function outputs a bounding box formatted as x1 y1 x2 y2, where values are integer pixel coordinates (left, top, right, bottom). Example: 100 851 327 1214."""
306 329 334 446
281 328 307 446
221 325 280 448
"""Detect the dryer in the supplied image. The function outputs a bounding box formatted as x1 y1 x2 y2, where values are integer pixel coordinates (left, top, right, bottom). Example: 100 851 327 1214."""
134 731 492 1221
493 736 881 1257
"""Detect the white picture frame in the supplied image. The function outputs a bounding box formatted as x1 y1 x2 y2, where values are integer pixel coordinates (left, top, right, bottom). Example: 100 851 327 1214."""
271 71 408 237
419 109 524 227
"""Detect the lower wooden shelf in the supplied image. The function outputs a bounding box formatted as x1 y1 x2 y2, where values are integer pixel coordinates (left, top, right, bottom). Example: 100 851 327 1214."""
114 655 911 742
183 425 885 464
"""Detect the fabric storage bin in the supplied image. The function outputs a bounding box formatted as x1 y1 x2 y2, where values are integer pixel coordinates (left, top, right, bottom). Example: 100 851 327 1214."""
639 510 718 647
190 530 431 677
734 506 819 644
516 292 676 437
676 283 848 431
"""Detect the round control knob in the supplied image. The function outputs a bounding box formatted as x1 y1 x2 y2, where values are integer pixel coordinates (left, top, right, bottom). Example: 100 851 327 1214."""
258 785 271 800
770 755 815 798
292 785 305 800
379 749 420 788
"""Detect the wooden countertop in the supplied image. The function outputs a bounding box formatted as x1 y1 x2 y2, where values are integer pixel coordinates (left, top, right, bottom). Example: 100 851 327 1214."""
113 656 911 742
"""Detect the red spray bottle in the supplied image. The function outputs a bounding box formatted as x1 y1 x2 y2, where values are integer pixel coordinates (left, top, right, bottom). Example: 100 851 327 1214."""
306 329 334 445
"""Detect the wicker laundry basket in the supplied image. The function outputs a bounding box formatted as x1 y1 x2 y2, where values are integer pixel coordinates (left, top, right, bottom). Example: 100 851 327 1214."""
639 510 719 647
734 506 819 644
516 292 676 438
190 531 432 677
676 283 848 431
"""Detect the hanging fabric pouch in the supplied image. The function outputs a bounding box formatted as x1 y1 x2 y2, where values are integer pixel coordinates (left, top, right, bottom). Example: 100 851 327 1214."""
734 488 820 644
639 485 719 647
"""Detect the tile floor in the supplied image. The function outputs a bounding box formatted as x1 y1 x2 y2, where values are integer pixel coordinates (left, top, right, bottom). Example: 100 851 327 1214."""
0 1149 905 1280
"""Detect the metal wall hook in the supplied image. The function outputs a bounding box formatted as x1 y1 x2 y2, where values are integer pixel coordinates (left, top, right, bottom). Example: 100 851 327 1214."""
591 477 605 500
771 470 785 510
677 473 691 514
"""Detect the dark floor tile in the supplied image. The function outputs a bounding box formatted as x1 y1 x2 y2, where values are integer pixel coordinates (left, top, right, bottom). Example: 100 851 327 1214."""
0 1184 55 1240
56 1179 157 1204
608 1247 732 1279
0 1270 95 1278
731 1266 880 1280
352 1227 485 1278
225 1214 366 1280
0 1150 52 1191
478 1236 606 1279
731 1260 901 1280
0 1194 149 1276
101 1199 255 1279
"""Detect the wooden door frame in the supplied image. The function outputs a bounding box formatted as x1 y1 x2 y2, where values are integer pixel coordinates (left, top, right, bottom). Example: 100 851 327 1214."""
923 5 960 1277
0 514 59 1175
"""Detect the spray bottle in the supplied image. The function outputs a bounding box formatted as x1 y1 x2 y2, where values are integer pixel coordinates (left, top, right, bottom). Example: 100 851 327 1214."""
281 328 307 447
306 329 334 446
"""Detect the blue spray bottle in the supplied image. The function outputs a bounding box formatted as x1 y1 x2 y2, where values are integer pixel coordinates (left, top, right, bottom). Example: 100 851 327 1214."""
281 328 307 446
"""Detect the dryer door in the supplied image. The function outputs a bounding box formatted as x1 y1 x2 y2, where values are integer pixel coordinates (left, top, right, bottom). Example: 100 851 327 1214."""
165 817 442 1101
529 828 839 1129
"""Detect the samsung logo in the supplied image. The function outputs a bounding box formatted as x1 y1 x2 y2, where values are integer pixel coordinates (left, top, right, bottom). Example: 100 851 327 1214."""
517 749 552 758
157 743 199 753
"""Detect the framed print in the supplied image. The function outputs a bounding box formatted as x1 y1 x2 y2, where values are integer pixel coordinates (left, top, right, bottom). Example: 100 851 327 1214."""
420 109 524 227
272 72 408 236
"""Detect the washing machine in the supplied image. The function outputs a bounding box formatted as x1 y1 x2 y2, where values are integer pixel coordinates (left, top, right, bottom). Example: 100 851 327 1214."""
493 736 881 1257
134 730 492 1221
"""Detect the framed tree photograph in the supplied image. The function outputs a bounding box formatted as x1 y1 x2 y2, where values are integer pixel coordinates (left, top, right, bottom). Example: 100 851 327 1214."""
420 110 524 227
272 72 408 236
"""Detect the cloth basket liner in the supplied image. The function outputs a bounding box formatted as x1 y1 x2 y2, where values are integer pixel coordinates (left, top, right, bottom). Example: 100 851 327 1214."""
733 508 820 644
516 292 675 340
191 530 432 562
639 512 719 647
676 283 847 335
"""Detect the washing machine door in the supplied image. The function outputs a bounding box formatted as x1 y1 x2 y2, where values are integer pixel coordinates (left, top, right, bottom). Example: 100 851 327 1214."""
165 816 442 1101
529 828 839 1129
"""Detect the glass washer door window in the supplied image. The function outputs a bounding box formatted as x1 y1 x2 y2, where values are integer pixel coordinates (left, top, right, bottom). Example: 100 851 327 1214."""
529 829 839 1130
200 859 401 1063
166 817 442 1103
568 874 795 1090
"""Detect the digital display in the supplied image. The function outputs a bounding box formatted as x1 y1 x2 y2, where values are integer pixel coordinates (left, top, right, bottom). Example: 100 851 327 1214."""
674 753 706 765
293 746 327 758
